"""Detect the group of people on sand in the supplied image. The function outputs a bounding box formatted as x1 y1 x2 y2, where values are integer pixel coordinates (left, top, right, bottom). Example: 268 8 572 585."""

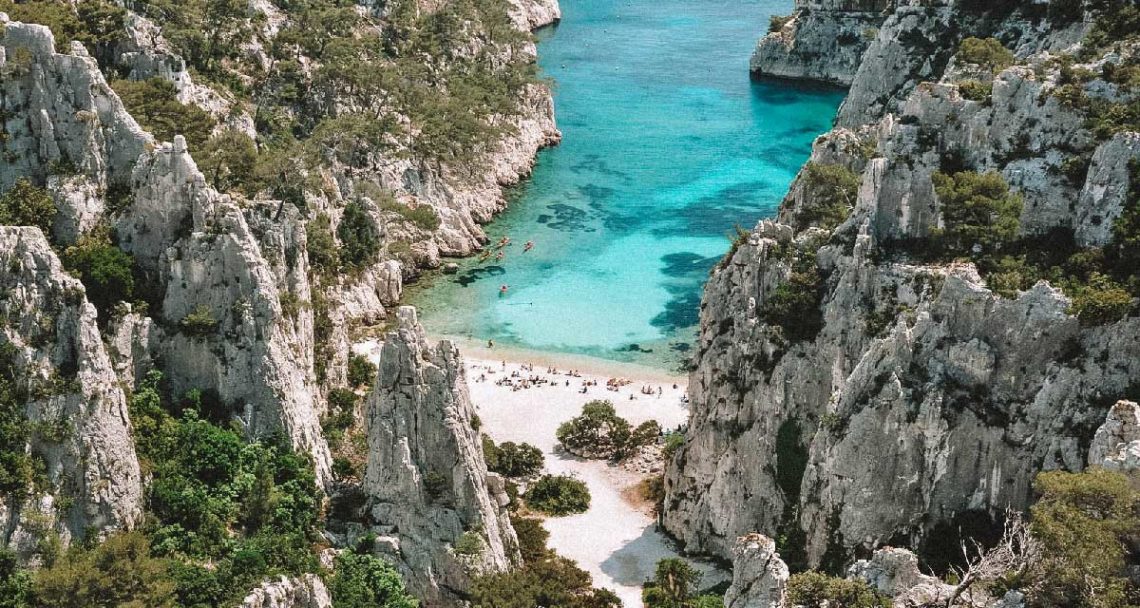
470 360 676 401
469 358 674 401
476 235 535 268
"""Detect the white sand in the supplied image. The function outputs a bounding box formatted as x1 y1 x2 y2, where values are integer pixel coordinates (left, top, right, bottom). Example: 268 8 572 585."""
465 353 725 608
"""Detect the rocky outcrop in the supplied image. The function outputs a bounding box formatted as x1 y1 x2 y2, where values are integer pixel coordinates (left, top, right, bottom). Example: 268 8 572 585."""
363 306 518 606
666 3 1140 569
1 19 331 482
0 227 142 556
724 534 788 608
241 574 333 608
1089 401 1140 471
849 547 955 606
751 0 889 86
508 0 561 31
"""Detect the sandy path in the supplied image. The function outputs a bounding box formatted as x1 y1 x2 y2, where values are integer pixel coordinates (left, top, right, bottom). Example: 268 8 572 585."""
464 355 724 607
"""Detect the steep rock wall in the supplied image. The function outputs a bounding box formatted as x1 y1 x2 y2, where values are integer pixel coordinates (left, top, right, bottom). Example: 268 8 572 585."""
363 306 518 606
666 2 1140 568
751 0 890 86
0 227 142 556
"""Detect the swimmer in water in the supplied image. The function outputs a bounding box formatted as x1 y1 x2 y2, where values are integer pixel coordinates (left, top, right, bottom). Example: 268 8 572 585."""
499 284 509 296
523 240 534 252
496 250 505 261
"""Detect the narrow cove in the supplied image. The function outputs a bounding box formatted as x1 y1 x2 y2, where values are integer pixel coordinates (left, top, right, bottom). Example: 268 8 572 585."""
407 0 846 372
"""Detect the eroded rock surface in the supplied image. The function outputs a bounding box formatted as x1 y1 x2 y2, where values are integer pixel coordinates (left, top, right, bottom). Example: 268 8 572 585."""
667 3 1140 568
363 306 518 605
0 227 142 556
725 534 788 608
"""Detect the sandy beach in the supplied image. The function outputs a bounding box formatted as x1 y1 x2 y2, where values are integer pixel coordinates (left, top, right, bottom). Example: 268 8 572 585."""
464 346 726 607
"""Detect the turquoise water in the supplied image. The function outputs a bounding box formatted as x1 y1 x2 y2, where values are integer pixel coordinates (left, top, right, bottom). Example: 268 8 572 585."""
408 0 844 371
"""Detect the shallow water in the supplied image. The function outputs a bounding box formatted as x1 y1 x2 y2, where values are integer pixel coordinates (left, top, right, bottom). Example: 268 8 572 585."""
408 0 844 372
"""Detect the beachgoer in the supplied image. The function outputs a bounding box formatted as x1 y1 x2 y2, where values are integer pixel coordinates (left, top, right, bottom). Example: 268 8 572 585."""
524 240 534 252
488 339 495 348
499 284 509 295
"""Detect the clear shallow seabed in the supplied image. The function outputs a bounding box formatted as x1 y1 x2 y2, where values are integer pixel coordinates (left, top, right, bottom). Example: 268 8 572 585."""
408 0 845 371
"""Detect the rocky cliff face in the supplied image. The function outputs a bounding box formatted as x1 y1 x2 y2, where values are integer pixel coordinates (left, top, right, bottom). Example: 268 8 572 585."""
241 574 333 608
363 306 518 605
0 227 142 557
751 0 890 86
724 534 788 608
666 1 1140 569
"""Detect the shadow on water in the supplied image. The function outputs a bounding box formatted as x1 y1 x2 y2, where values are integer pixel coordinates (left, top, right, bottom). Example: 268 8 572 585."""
453 265 506 287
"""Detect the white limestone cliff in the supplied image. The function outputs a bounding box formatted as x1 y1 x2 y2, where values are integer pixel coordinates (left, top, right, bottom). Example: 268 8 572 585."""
0 227 142 556
666 2 1140 570
363 306 518 605
724 534 789 608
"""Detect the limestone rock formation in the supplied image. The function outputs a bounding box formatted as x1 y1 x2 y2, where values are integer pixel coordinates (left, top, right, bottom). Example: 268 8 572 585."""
241 574 333 608
363 306 518 605
751 0 889 86
724 534 788 608
0 227 142 556
1089 401 1140 471
666 3 1140 568
849 547 955 606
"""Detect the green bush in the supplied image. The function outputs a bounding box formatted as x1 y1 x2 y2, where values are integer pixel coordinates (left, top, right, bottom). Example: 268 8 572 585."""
0 178 56 238
348 354 377 389
796 163 860 231
306 213 338 274
178 304 219 337
378 195 442 231
0 343 36 504
454 531 485 556
1067 273 1134 325
110 78 215 149
958 79 992 102
61 230 135 322
328 550 419 608
0 549 31 608
957 37 1014 73
524 475 590 516
642 558 702 608
510 515 549 564
469 536 618 608
662 432 685 460
1027 469 1140 608
338 200 381 271
786 571 889 608
484 438 545 479
761 254 824 343
931 170 1023 257
423 470 450 502
197 129 258 194
127 370 324 605
31 531 176 608
556 401 633 459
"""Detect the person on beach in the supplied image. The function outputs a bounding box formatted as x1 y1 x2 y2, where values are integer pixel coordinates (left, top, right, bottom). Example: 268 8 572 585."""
488 339 494 348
